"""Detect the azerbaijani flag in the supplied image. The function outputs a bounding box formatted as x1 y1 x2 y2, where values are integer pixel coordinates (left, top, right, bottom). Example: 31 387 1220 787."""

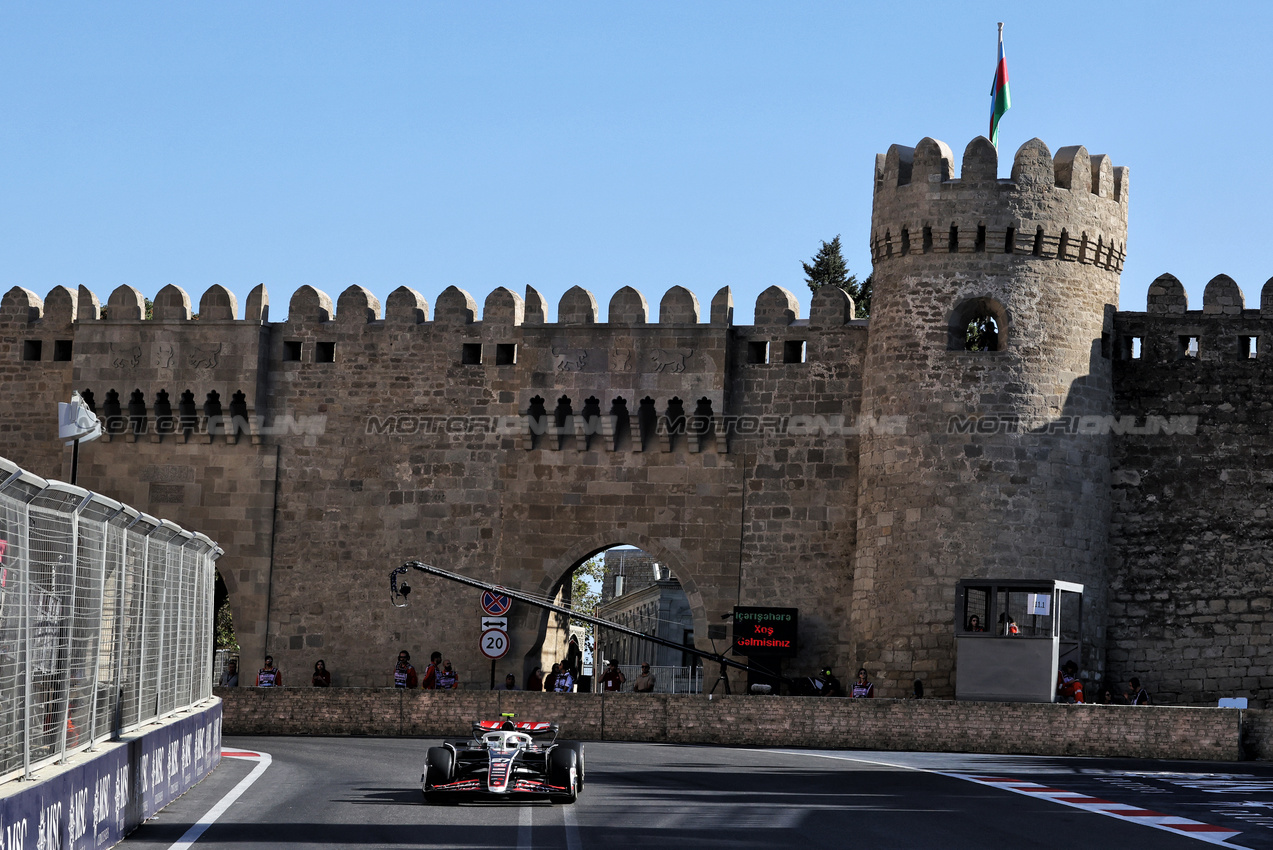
989 23 1010 148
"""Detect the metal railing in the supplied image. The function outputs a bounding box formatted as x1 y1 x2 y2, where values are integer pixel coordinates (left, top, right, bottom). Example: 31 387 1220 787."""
0 456 222 782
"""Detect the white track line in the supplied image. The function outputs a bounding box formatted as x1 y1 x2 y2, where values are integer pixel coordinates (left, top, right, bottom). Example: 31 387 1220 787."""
518 804 534 850
166 749 272 850
562 803 582 850
759 749 1242 847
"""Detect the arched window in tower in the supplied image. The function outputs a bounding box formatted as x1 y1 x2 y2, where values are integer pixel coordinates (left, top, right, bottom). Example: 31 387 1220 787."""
948 297 1008 352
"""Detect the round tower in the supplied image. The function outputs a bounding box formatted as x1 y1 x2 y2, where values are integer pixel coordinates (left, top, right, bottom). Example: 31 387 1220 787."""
852 136 1129 697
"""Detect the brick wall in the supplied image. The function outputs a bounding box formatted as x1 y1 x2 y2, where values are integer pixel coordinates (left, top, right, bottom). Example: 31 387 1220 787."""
217 688 1245 761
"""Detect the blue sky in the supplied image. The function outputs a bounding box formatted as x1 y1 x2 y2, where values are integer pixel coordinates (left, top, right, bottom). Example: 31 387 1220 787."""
2 2 1268 324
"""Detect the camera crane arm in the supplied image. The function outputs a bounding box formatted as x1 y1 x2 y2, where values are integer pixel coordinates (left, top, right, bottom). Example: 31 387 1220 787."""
389 560 790 690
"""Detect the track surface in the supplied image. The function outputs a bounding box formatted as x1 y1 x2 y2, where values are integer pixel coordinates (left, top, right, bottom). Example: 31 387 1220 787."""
117 736 1273 849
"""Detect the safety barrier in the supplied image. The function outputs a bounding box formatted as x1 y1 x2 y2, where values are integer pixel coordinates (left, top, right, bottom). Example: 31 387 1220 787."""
0 456 223 783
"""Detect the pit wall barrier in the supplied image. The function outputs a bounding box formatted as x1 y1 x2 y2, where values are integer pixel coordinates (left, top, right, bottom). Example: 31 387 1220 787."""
217 689 1249 762
0 699 221 850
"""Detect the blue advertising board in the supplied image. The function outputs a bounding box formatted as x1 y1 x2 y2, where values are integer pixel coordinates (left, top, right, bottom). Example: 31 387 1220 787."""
0 700 222 850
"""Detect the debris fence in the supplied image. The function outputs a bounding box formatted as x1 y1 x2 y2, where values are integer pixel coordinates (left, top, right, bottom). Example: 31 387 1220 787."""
0 456 222 782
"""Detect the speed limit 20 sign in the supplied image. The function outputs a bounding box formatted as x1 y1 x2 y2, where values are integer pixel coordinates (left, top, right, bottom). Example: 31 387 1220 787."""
480 627 509 659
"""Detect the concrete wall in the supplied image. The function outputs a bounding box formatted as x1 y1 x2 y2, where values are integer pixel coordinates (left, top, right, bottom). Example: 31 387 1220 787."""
216 688 1244 762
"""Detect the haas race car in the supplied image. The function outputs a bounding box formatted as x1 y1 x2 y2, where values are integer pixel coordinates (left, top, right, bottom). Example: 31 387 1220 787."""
422 716 584 804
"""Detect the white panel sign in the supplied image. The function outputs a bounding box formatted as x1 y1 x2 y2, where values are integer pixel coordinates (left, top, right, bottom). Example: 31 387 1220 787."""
1026 593 1051 616
481 616 508 632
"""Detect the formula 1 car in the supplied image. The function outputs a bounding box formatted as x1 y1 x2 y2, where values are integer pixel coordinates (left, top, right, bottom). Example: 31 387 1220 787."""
421 716 584 804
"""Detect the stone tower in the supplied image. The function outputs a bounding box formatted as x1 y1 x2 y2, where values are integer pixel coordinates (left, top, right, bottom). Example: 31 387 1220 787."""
852 136 1129 697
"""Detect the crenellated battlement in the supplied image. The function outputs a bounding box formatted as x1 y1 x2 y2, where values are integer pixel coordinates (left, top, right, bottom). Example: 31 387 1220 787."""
870 136 1128 272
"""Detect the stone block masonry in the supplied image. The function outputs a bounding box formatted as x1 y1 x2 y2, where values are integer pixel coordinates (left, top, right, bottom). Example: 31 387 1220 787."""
6 130 1273 709
217 689 1246 762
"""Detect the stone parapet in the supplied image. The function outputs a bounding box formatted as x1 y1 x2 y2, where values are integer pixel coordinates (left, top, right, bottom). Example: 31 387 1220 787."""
217 689 1245 761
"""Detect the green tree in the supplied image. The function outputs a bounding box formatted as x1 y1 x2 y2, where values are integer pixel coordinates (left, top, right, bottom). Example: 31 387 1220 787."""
570 555 605 618
214 599 239 650
802 234 872 318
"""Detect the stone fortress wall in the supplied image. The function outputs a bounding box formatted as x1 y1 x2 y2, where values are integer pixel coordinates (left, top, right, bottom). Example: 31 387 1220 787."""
2 133 1271 704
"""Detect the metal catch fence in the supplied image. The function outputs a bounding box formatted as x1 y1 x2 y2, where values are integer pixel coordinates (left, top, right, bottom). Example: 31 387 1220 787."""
0 456 222 782
593 664 704 694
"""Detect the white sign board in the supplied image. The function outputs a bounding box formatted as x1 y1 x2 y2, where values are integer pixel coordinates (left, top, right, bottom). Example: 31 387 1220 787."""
480 628 510 659
1026 593 1051 616
481 616 508 632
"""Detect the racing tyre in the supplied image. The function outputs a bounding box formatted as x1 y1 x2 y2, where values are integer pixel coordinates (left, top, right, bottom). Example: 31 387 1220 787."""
563 742 585 791
422 747 454 805
548 745 579 804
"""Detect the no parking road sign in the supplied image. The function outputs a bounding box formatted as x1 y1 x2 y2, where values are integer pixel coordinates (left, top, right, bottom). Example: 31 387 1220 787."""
481 589 513 617
480 628 510 659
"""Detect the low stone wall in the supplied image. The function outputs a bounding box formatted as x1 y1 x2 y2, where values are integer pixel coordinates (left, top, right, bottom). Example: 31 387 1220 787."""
217 688 1248 761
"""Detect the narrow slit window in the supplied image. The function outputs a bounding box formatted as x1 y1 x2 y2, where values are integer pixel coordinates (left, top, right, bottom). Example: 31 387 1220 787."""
1004 226 1016 254
900 229 910 256
922 226 933 253
1033 227 1044 257
1180 336 1199 359
1119 336 1143 360
974 225 986 253
315 341 336 363
495 343 517 365
22 340 41 361
1242 336 1259 359
283 340 302 362
461 343 482 365
747 341 769 364
948 224 959 253
53 340 73 361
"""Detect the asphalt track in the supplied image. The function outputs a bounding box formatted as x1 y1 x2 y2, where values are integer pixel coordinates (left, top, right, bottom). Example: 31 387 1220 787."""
117 736 1273 849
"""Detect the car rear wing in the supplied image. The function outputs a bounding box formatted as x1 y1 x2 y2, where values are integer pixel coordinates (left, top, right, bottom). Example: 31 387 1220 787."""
472 720 559 740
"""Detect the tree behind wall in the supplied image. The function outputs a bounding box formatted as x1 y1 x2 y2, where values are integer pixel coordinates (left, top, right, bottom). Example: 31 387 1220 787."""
803 234 872 318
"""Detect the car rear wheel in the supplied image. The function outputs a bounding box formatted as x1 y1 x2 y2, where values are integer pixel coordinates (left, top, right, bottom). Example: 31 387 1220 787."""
423 747 454 805
548 746 578 804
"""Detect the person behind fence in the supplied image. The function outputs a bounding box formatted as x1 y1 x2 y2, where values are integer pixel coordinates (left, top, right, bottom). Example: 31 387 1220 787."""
312 659 331 687
219 661 238 687
966 614 985 632
553 659 575 693
256 655 281 687
437 659 459 689
496 673 518 691
851 668 874 698
527 665 544 692
1057 660 1084 703
600 659 626 692
1126 676 1151 705
421 651 442 690
632 662 656 693
394 651 417 688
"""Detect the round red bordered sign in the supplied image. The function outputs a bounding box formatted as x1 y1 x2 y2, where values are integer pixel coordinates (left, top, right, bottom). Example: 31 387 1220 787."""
480 627 510 659
481 589 512 616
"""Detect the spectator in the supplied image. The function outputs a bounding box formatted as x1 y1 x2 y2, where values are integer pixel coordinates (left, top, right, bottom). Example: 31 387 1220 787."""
1096 687 1114 704
1057 660 1084 703
553 659 574 693
566 635 583 680
600 659 626 692
911 679 924 699
218 661 239 687
421 651 442 690
527 666 544 692
256 655 281 688
312 659 331 687
1127 677 1151 705
496 673 518 691
850 668 874 698
632 662 656 693
817 667 844 697
394 651 417 689
544 663 560 693
437 659 459 689
966 615 985 632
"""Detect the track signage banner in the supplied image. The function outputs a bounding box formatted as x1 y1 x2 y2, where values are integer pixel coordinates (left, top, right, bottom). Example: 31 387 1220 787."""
732 606 799 656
